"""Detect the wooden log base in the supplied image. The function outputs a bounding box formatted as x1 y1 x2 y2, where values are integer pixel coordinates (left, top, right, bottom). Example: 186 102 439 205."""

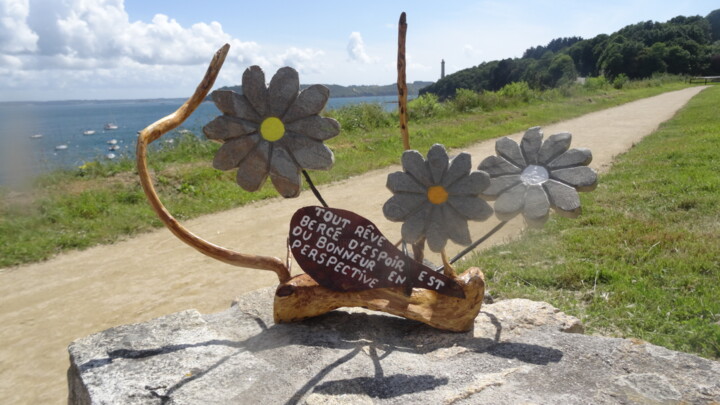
274 267 485 332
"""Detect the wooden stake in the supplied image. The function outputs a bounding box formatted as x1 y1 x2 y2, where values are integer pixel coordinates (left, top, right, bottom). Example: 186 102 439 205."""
136 44 291 283
397 12 411 151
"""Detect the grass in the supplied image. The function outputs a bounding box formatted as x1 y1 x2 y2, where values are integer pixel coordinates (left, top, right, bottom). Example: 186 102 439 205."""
461 85 720 359
0 77 699 268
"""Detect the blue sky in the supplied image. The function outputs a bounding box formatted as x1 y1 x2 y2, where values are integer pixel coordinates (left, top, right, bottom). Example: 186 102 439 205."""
1 0 717 101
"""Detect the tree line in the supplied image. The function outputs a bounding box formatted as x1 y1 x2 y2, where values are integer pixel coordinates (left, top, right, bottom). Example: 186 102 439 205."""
422 9 720 99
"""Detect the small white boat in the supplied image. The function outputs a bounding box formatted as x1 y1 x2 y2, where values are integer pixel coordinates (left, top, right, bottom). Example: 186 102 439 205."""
108 145 120 151
106 153 116 159
30 134 43 139
104 123 118 130
107 139 118 145
55 144 68 151
83 130 96 135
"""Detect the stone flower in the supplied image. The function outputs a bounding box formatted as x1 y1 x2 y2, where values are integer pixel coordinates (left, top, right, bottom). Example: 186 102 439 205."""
479 126 597 226
203 66 339 198
383 144 493 252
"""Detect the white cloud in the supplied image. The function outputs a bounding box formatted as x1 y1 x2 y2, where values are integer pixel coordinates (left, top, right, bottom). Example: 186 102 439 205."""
0 0 38 53
346 31 374 64
0 0 270 100
274 47 325 75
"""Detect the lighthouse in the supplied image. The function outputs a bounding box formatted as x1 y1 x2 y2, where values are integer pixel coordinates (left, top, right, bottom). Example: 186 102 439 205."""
441 59 445 79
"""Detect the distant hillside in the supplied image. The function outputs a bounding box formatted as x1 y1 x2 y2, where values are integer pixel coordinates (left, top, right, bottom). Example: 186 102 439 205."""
215 81 434 98
422 8 720 99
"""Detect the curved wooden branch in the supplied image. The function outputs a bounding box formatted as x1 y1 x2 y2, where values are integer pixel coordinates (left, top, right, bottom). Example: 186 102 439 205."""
274 267 485 332
136 44 291 283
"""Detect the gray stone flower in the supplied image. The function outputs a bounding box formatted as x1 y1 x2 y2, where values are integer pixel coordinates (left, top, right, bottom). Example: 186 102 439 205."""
203 66 339 198
479 126 597 226
383 144 493 252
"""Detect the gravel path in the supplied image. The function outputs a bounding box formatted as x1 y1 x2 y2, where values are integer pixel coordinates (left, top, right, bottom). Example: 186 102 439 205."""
0 86 707 404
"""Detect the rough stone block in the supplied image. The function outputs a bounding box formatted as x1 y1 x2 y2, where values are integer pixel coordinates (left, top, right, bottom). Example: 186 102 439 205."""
68 290 720 405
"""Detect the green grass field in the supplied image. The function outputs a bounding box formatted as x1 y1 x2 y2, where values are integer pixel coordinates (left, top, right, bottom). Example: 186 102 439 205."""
0 78 695 268
462 85 720 359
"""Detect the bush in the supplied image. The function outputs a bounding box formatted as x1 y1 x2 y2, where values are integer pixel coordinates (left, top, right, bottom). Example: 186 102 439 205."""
498 81 537 103
326 103 394 132
613 73 629 89
451 88 482 113
408 93 445 120
584 76 611 91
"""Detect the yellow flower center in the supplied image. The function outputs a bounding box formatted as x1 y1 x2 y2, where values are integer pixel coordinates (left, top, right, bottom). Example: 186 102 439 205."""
260 117 285 142
427 185 449 205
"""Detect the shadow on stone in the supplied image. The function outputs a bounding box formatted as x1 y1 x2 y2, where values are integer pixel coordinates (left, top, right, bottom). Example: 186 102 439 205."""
313 374 449 399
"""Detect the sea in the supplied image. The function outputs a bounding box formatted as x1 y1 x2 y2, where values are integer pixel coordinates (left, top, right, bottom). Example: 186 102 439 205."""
0 95 402 186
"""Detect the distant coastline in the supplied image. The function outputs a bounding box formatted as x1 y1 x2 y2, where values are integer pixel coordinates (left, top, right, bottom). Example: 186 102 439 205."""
0 81 434 106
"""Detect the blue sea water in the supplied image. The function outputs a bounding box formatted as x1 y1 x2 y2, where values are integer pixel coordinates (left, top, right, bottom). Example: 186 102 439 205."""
0 95 401 185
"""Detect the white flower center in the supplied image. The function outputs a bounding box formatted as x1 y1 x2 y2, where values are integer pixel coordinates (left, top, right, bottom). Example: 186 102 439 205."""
520 165 549 185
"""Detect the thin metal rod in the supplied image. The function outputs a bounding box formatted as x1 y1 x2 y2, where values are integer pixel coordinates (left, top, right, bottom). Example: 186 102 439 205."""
448 221 508 265
302 170 329 208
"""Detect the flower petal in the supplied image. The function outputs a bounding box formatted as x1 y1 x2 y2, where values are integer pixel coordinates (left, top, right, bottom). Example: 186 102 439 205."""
383 193 427 221
523 184 550 225
427 144 449 184
401 203 431 244
550 166 598 191
537 132 571 165
387 171 426 194
203 115 258 142
282 133 334 170
268 67 299 117
426 206 449 252
235 140 270 192
443 152 471 187
448 195 493 221
211 90 261 123
520 126 543 165
242 66 269 117
212 134 260 171
446 171 490 196
544 179 581 218
283 85 330 123
402 150 433 187
495 137 526 168
482 174 522 198
269 146 302 198
548 148 593 169
443 205 472 246
494 183 526 220
285 116 340 141
478 155 522 177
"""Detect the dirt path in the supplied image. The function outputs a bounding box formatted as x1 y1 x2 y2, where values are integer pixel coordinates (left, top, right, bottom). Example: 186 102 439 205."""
0 87 707 404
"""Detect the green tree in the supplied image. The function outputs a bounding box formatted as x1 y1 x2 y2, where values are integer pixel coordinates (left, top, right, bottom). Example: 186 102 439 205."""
708 9 720 41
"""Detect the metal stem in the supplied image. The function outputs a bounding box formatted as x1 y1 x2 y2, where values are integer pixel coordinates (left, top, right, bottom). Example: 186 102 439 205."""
302 170 329 208
448 221 508 265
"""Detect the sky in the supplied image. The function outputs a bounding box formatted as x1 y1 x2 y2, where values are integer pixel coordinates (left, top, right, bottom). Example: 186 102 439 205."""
0 0 717 102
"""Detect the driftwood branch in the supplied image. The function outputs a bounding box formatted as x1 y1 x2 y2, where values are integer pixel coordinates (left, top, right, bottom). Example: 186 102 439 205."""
136 44 291 283
274 267 485 332
397 12 410 151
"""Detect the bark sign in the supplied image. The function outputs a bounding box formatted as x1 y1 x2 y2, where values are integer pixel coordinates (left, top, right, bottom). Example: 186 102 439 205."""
289 206 465 298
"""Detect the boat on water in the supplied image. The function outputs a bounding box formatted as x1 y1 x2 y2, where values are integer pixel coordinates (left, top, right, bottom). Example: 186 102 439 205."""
107 139 118 145
30 134 43 139
106 153 116 159
104 123 118 130
83 130 96 135
108 145 120 151
55 144 68 151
